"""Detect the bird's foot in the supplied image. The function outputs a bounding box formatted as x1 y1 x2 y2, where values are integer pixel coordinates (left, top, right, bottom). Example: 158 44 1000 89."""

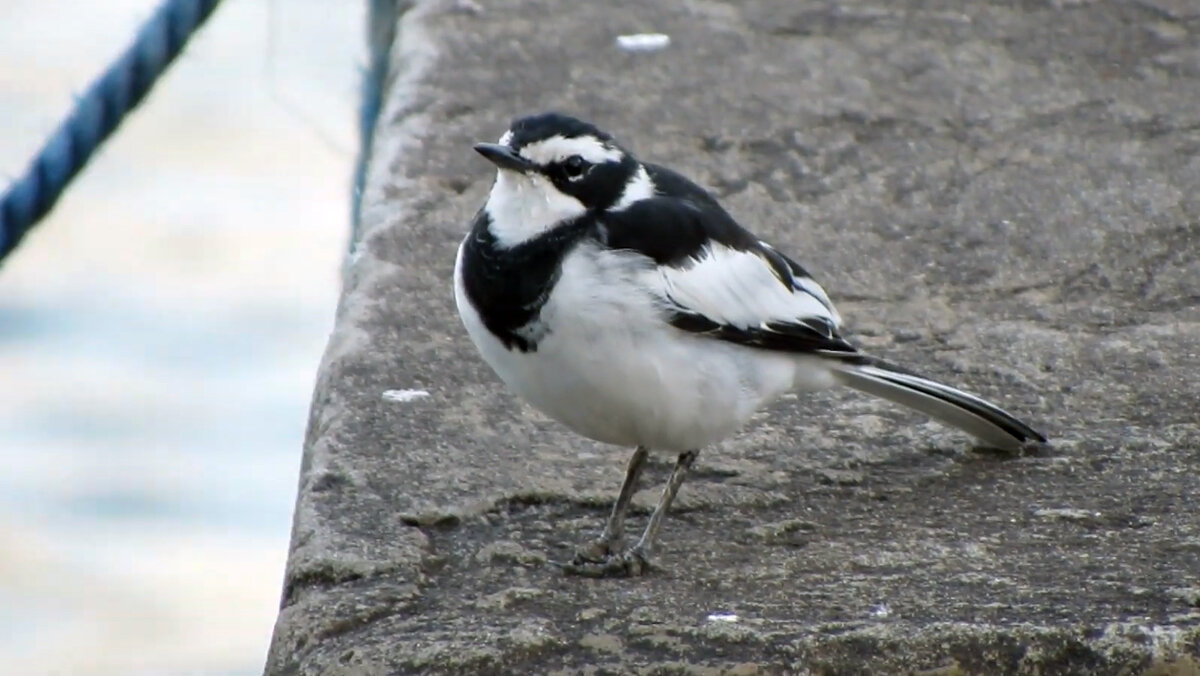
561 543 652 578
569 535 622 564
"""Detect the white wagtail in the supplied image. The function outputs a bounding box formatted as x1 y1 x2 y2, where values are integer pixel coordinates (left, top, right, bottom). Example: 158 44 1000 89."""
453 112 1047 577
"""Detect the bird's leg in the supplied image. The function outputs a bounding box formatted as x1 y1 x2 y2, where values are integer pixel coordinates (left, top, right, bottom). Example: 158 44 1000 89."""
571 445 648 563
624 449 699 570
563 449 699 578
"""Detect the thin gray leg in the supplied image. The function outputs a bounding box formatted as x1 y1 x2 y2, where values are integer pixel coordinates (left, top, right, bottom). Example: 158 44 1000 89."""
600 445 649 545
571 445 648 563
629 449 699 562
563 449 700 578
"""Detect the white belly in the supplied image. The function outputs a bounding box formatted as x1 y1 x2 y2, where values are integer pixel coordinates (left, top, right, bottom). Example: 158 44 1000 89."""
454 241 824 451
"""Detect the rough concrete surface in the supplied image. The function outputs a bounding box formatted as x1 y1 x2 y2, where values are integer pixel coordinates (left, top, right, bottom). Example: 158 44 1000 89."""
266 0 1200 673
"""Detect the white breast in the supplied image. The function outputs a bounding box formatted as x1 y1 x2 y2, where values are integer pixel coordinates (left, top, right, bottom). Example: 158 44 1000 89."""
454 241 817 451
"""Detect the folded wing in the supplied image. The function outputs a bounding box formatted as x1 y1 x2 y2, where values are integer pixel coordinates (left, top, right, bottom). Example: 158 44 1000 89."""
596 187 1046 451
597 190 857 356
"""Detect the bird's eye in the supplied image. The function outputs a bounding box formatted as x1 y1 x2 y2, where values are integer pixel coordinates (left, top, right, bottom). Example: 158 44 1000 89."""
562 155 588 180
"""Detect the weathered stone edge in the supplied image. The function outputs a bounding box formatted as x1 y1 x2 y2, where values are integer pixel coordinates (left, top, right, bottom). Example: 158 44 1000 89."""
265 1 1200 673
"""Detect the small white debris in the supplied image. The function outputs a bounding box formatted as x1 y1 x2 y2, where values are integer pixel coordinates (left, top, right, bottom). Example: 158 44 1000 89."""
1033 507 1096 521
616 33 671 53
706 612 739 623
870 603 892 618
382 389 430 403
452 0 483 14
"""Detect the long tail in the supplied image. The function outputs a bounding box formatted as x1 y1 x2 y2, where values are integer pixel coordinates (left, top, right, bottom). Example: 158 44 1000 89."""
830 357 1046 452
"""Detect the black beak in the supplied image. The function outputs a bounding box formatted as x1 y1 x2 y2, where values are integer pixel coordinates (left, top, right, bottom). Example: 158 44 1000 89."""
474 143 534 172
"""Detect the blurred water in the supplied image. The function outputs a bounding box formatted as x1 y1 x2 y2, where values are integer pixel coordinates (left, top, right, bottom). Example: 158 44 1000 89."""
0 1 362 673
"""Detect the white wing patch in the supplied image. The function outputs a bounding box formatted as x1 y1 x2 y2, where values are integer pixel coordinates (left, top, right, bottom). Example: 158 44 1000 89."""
648 243 840 331
758 241 841 325
518 134 624 165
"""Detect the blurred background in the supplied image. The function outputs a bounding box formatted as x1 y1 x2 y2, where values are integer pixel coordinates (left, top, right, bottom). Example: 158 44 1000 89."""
0 1 362 673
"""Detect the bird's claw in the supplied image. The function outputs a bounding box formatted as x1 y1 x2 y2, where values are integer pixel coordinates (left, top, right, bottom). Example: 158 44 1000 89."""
570 536 621 563
561 544 652 578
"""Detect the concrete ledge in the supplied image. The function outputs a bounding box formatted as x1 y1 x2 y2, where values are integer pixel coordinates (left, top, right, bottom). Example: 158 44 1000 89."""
266 0 1200 673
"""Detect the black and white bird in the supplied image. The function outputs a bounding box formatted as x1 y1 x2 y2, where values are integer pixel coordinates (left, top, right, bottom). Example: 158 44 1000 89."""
453 112 1046 577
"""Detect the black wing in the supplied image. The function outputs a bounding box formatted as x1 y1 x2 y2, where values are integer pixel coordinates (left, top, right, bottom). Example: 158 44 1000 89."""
596 164 857 356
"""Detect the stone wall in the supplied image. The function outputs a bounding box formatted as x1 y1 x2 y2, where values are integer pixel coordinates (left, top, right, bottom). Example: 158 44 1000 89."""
266 1 1200 673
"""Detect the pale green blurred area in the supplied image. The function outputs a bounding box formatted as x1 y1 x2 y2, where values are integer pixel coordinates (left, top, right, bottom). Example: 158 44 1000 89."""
0 2 362 673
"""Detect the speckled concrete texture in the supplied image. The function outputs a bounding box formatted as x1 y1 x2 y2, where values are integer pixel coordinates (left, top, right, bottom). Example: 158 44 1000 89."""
266 1 1200 673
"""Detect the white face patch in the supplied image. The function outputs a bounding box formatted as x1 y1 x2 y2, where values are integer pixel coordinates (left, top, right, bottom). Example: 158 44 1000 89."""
484 170 587 248
517 134 624 166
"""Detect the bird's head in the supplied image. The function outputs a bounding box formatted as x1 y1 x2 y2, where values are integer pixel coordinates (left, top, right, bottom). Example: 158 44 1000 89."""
475 112 652 247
